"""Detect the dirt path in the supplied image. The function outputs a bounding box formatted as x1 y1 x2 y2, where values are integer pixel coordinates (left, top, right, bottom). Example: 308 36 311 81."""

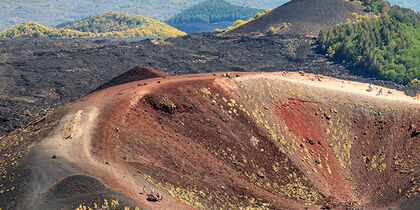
35 71 419 209
37 82 191 209
240 71 420 105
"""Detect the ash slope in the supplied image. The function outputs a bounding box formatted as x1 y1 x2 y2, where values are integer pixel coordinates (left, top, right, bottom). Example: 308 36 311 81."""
0 72 419 209
1 33 418 137
93 66 170 92
228 0 366 36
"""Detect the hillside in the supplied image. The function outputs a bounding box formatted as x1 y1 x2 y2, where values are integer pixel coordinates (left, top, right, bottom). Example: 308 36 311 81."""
57 11 183 35
0 0 285 32
318 1 420 86
0 71 418 209
1 33 418 137
0 0 202 32
0 22 90 39
166 0 265 33
0 1 417 32
0 12 186 39
167 0 263 24
228 0 367 36
228 0 288 9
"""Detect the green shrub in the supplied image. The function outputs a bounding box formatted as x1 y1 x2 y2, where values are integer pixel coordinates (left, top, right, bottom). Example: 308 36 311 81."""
266 27 275 35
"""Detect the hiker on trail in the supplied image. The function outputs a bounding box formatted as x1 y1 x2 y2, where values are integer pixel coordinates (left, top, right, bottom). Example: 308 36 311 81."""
156 193 162 201
368 84 374 92
417 93 420 100
142 186 146 194
151 187 155 194
378 88 383 95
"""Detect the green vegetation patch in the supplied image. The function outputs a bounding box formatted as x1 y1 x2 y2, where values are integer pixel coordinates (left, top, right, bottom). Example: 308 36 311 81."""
0 11 186 39
318 1 420 86
0 22 91 39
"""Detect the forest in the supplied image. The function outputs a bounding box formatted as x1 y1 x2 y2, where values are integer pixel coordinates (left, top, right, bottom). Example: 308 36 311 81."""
0 12 186 39
167 0 262 24
222 9 272 31
318 0 420 86
56 11 184 34
0 0 289 31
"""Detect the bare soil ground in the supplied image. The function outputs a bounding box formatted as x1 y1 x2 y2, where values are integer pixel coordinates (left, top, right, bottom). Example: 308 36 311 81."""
0 33 418 137
0 71 418 209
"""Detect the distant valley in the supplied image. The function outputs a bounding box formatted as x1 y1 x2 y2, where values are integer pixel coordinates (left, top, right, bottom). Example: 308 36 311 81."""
166 0 264 33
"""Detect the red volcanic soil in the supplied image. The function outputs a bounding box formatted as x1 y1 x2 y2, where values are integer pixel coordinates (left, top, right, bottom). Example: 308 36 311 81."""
0 71 419 209
228 0 366 36
275 98 356 203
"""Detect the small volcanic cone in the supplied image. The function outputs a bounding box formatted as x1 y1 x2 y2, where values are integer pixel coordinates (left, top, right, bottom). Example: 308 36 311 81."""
94 66 170 92
0 71 419 209
228 0 366 36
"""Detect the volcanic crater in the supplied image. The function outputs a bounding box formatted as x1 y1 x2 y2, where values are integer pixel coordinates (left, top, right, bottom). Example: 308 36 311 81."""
0 70 419 209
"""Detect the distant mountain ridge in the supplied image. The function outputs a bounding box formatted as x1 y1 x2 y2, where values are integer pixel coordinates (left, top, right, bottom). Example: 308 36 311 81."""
167 0 263 24
0 11 186 39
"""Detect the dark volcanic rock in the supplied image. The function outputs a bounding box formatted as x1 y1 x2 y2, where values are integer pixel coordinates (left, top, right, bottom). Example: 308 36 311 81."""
0 33 417 136
36 175 139 209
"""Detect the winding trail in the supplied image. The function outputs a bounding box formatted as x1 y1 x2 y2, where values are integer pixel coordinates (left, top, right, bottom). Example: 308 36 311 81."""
30 71 420 209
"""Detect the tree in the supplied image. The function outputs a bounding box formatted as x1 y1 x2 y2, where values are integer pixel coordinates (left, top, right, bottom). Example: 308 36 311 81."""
317 4 420 85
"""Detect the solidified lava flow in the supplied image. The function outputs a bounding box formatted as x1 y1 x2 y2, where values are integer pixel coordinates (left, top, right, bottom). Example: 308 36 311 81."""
0 72 419 209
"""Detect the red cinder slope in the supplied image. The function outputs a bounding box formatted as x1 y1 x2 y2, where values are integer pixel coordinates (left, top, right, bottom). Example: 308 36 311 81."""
0 71 419 209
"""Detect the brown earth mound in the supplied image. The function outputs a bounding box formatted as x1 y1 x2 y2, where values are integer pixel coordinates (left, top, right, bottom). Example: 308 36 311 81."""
94 66 170 92
0 72 419 209
228 0 366 36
